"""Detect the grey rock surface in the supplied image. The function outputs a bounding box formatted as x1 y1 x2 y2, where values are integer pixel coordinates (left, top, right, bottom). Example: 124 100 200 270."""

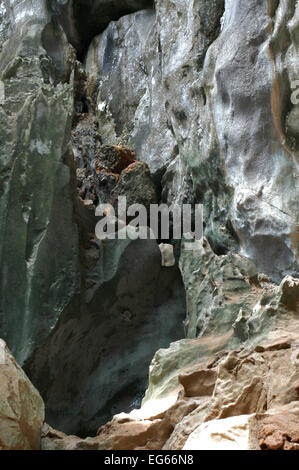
87 0 298 281
0 0 80 364
25 236 186 437
50 0 154 58
0 1 186 438
85 1 233 256
0 2 10 52
207 0 299 282
0 0 298 449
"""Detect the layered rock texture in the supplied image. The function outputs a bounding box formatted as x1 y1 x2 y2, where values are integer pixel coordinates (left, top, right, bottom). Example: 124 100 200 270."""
0 340 44 450
0 0 186 437
86 0 298 280
41 268 299 450
0 0 298 451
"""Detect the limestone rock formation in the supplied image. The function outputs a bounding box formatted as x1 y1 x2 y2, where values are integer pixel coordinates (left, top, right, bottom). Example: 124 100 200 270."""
0 339 44 450
40 268 299 450
86 0 298 281
0 0 298 452
41 423 103 450
51 0 154 58
25 235 186 437
257 411 299 450
183 410 299 450
142 261 299 409
183 414 256 451
0 0 186 438
74 136 157 209
0 0 80 365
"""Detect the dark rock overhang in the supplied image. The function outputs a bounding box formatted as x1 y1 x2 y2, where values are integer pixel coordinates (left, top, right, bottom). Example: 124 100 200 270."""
49 0 154 59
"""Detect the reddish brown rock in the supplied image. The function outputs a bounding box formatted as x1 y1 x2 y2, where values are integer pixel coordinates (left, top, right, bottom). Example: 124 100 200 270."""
111 160 157 209
96 417 173 450
95 145 136 174
258 413 299 450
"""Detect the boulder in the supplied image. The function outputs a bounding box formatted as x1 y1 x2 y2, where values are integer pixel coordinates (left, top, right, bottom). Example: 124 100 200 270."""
41 423 103 450
0 340 44 450
258 412 299 451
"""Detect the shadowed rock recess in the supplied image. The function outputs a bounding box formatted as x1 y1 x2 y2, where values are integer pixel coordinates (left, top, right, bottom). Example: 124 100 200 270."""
0 0 298 450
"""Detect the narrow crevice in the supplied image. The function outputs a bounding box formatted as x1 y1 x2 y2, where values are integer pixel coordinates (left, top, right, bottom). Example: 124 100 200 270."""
23 3 187 438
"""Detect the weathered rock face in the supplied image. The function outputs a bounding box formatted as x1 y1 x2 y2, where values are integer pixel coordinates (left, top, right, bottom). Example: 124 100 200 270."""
142 258 299 411
0 0 80 364
85 1 238 255
87 0 298 281
50 0 154 58
41 270 299 450
0 1 10 53
257 411 299 450
182 409 299 450
138 268 299 451
179 238 259 340
1 0 299 452
74 137 157 209
208 0 299 282
26 234 186 437
183 414 256 451
0 339 44 450
0 0 186 439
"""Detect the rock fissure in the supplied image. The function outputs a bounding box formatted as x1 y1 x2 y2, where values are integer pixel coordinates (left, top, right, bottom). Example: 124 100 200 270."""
0 0 298 451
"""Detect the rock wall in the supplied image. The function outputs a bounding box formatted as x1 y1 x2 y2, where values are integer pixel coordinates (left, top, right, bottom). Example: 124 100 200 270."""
0 0 80 364
51 0 154 59
211 0 298 282
86 0 298 281
26 235 186 437
0 0 298 450
0 0 186 437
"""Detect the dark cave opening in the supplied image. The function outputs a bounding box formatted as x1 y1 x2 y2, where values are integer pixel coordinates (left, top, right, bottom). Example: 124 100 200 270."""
49 0 155 61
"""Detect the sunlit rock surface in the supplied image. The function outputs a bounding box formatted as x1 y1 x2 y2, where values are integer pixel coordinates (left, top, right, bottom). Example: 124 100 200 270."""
183 414 256 451
0 339 44 450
